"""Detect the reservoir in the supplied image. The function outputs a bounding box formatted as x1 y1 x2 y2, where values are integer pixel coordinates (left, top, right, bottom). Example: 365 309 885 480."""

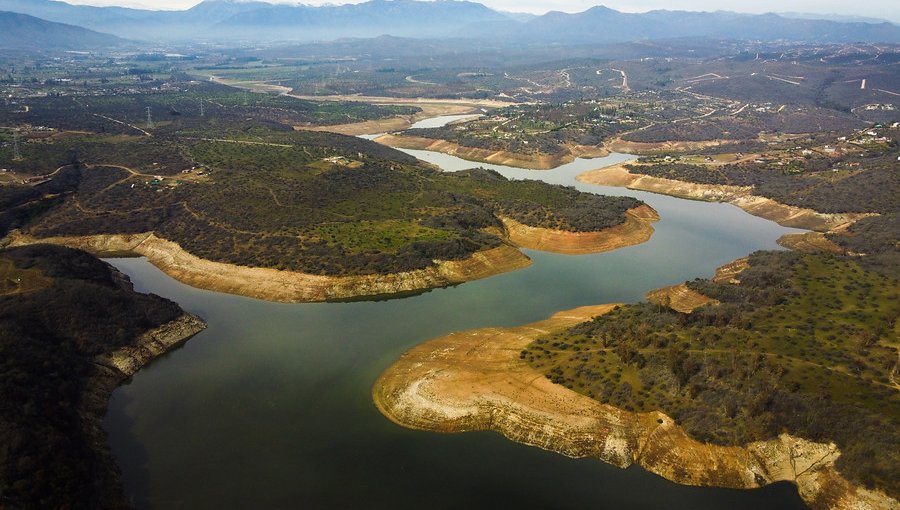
104 116 810 509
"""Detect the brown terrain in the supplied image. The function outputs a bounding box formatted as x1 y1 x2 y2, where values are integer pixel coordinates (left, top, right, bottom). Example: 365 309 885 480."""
777 232 845 253
372 304 897 510
500 204 659 254
374 134 610 170
646 283 719 313
577 163 873 232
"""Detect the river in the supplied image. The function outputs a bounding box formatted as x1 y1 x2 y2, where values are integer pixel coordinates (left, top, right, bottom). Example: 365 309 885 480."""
104 116 809 509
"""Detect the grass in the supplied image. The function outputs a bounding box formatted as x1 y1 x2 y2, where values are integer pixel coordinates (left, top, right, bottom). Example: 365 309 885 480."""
314 220 458 254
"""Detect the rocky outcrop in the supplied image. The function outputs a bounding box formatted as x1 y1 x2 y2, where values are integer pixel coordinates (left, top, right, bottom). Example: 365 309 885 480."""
374 134 609 170
500 204 659 254
79 313 207 508
577 164 875 232
373 305 897 510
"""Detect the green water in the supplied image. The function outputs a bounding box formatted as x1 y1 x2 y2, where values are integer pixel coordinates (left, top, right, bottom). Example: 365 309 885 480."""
105 124 810 509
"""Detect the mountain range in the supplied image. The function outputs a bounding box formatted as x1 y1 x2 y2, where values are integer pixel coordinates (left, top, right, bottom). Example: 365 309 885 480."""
0 11 122 50
0 0 898 45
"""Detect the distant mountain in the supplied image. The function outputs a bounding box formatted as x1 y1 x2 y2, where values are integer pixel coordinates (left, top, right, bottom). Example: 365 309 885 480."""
777 12 896 25
514 7 900 44
0 0 897 44
0 0 269 40
0 11 122 49
211 0 512 40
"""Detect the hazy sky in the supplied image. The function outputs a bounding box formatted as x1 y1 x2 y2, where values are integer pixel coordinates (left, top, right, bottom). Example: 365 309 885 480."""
63 0 900 22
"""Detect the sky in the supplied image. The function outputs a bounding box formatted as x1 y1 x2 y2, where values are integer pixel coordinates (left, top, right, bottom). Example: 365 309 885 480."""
62 0 900 22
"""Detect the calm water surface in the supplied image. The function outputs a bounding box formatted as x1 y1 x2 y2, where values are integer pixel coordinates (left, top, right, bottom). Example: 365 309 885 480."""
104 116 809 509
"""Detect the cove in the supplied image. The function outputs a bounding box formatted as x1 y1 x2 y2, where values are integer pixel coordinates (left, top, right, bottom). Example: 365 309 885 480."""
104 116 809 509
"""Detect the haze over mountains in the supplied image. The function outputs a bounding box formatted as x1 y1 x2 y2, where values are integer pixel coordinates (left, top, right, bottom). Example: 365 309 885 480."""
0 0 898 45
0 11 122 49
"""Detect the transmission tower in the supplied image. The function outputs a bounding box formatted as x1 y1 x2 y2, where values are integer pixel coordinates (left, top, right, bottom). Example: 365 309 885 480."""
199 99 205 117
146 107 154 129
12 130 23 161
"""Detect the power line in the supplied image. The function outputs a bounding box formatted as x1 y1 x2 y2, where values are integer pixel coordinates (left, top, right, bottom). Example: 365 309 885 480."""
12 130 22 161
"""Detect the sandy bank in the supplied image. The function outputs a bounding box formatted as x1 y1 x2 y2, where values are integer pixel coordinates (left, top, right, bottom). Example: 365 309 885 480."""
6 232 532 303
500 204 659 254
577 163 873 232
372 305 896 510
375 134 609 170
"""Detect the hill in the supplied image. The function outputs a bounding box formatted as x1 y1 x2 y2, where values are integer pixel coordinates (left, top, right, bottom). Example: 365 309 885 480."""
0 11 121 49
0 243 205 508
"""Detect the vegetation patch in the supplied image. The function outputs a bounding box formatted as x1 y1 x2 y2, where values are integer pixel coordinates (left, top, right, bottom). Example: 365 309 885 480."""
523 251 899 498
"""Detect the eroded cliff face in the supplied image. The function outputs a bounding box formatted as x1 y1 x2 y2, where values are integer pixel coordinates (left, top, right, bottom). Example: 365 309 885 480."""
372 305 897 510
79 313 207 508
577 164 874 232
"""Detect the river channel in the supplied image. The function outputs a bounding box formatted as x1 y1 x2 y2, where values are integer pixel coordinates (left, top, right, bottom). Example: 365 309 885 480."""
104 116 809 509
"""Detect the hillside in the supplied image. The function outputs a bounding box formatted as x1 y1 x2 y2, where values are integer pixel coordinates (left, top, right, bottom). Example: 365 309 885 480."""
0 11 121 49
0 244 205 508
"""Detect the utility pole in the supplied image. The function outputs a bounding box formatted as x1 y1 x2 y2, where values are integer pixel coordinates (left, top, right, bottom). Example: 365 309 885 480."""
12 130 22 161
146 106 154 129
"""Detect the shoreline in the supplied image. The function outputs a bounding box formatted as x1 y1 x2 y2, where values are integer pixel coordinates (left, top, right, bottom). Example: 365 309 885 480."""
576 163 874 232
372 304 895 510
499 204 659 254
6 206 657 302
374 133 610 170
289 95 515 136
6 232 532 303
80 313 207 506
297 104 482 136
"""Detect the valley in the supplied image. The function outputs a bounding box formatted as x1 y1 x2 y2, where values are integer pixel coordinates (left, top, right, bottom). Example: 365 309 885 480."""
0 4 897 509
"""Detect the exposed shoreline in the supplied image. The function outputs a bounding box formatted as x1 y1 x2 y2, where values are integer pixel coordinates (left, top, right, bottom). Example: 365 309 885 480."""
576 163 874 232
6 232 532 302
80 313 207 506
499 204 658 254
372 304 896 510
6 205 656 302
374 133 610 170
